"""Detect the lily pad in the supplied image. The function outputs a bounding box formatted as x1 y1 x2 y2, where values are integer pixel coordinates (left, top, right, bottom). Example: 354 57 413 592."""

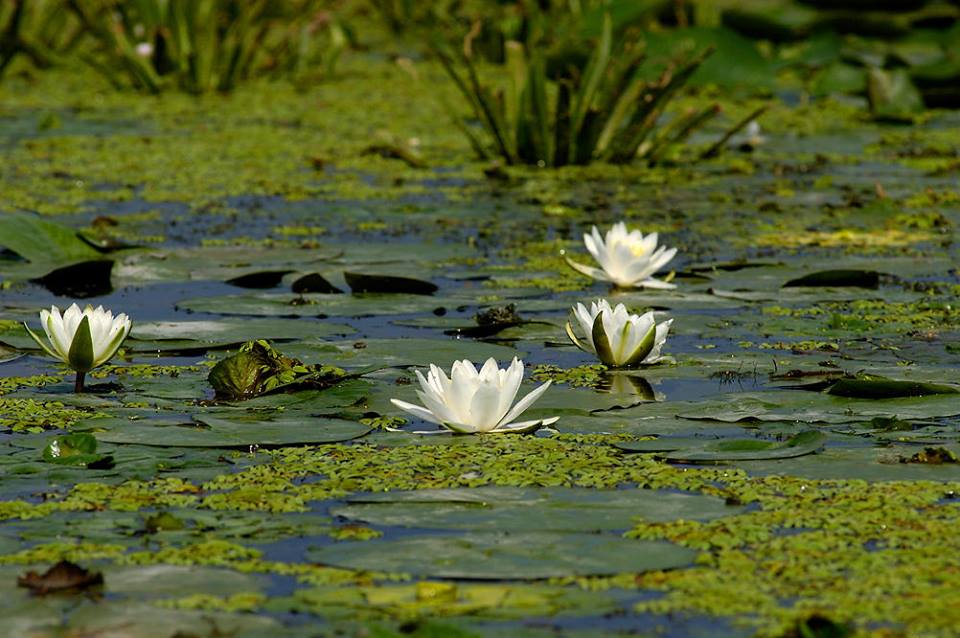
332 486 741 532
42 433 112 467
826 375 960 399
86 416 372 448
131 317 354 345
308 532 697 579
653 431 828 463
0 212 102 268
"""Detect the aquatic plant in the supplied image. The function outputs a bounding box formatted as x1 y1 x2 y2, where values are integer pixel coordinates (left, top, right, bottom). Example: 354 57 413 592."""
391 357 559 434
434 13 718 166
207 340 347 400
564 222 677 289
65 0 347 93
565 299 672 368
24 304 131 393
0 0 81 78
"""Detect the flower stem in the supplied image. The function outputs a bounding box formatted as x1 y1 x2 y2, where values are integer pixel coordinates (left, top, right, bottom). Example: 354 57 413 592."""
74 371 86 393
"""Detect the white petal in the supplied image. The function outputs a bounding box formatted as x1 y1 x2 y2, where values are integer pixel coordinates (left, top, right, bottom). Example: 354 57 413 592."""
42 307 70 360
649 245 677 273
417 389 460 426
478 357 500 382
572 304 596 352
498 381 552 428
468 380 506 432
494 358 524 420
566 257 611 282
633 277 677 290
390 398 444 425
447 361 480 423
492 416 559 434
644 318 673 363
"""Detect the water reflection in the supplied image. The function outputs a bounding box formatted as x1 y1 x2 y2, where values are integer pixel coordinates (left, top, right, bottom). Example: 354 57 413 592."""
596 372 664 401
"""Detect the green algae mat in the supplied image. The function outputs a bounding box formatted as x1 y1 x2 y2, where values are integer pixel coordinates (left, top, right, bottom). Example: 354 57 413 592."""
2 48 960 638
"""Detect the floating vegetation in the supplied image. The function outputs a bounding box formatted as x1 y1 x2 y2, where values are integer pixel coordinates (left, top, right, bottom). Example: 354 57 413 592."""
0 2 960 637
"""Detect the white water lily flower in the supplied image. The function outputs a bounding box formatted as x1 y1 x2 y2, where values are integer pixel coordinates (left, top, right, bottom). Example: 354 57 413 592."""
565 299 672 368
564 222 677 289
24 304 132 392
390 357 559 434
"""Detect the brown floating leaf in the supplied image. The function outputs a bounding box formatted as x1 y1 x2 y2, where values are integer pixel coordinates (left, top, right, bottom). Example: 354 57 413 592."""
900 447 959 465
17 560 104 594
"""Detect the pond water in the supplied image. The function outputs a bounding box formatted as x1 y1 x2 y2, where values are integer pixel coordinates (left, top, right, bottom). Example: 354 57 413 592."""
1 51 959 638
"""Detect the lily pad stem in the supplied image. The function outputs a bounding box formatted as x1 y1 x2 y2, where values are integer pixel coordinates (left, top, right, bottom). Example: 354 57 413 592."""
75 371 85 394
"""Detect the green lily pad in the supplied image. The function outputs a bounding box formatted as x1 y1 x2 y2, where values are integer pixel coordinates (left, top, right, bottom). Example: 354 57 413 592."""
332 486 741 532
645 431 828 463
322 338 524 369
41 433 111 467
0 212 102 268
85 416 372 448
177 292 454 317
129 318 355 349
868 67 925 122
308 532 697 579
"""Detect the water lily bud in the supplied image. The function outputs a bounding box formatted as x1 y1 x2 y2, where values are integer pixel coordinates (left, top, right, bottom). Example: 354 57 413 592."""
25 304 132 390
566 299 672 368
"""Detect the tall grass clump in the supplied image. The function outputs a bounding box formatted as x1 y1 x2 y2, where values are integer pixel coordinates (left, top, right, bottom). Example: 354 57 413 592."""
67 0 348 93
435 13 727 167
0 0 83 78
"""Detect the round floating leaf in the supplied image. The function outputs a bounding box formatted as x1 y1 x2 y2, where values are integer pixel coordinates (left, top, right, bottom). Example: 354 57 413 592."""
308 532 697 579
324 338 523 369
90 416 371 448
131 317 354 347
41 433 108 467
332 486 741 532
618 431 828 463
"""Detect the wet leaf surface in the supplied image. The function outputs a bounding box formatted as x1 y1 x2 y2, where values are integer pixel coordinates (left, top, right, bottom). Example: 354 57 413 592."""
308 532 698 580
